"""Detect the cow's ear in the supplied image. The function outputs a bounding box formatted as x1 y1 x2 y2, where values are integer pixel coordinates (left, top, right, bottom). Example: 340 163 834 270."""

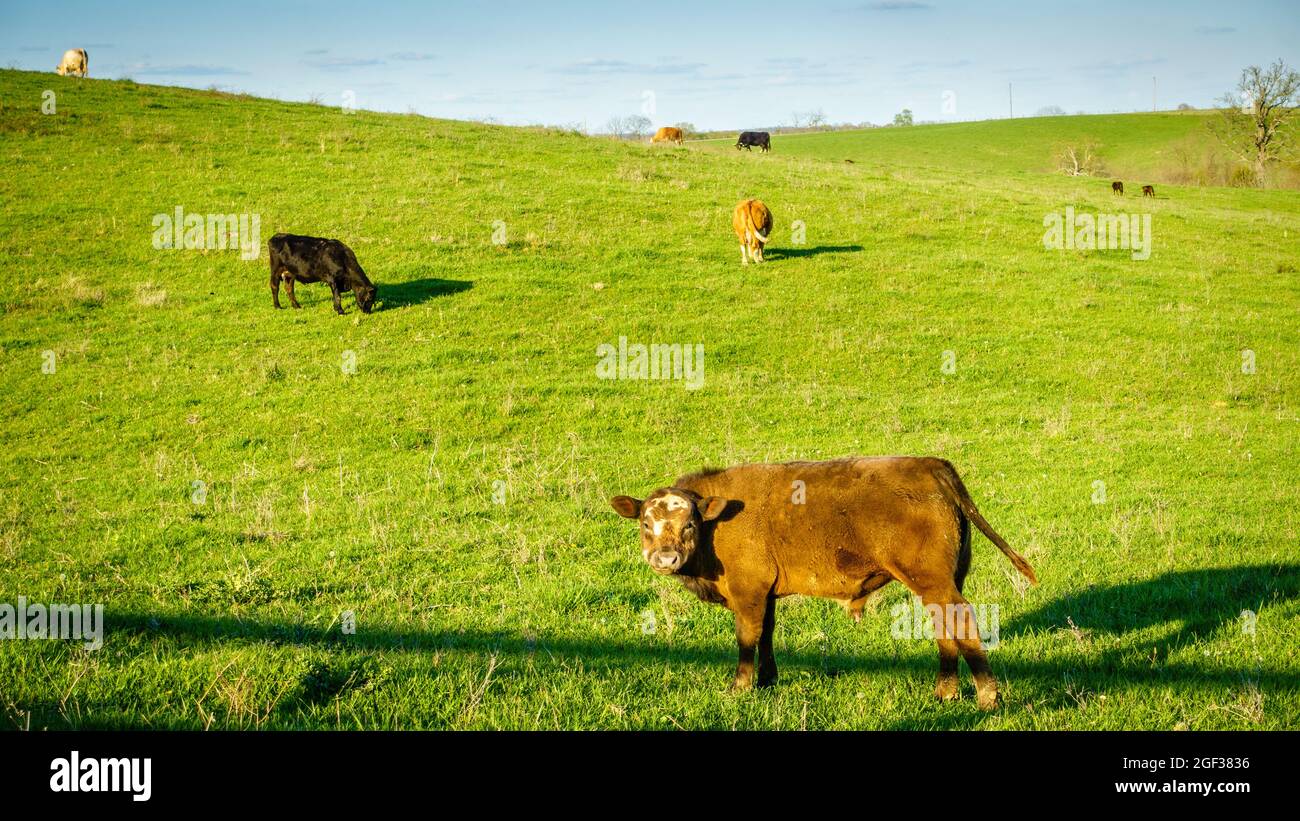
699 497 728 521
610 496 643 519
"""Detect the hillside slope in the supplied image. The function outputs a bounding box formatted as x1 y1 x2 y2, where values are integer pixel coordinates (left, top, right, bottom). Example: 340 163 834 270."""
1 70 1297 730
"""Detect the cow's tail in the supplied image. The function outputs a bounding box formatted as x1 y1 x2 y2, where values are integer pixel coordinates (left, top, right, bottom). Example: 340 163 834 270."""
932 460 1038 585
747 205 769 244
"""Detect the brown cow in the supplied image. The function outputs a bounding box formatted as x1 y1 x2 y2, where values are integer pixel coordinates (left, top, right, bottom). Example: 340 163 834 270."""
56 48 88 78
1142 184 1155 198
652 126 684 145
1111 181 1124 195
732 199 772 264
611 457 1039 709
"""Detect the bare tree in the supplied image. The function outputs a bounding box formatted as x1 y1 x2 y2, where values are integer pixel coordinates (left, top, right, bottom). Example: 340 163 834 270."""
1208 59 1300 185
604 114 653 140
1055 140 1103 176
625 114 652 139
1036 105 1066 117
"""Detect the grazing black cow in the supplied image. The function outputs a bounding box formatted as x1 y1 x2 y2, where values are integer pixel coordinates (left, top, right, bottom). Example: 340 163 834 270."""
269 233 376 315
736 131 771 152
1112 181 1124 195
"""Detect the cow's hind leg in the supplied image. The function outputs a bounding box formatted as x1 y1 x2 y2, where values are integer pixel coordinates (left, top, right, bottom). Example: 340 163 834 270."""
920 585 998 709
953 598 998 710
271 269 282 309
284 275 302 309
919 588 962 702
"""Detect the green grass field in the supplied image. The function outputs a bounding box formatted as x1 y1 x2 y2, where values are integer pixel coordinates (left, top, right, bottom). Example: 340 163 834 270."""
1 69 1297 730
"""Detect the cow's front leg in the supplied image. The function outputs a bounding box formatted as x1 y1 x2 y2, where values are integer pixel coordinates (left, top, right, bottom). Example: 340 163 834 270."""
756 594 778 688
271 270 282 309
729 598 767 691
328 280 344 314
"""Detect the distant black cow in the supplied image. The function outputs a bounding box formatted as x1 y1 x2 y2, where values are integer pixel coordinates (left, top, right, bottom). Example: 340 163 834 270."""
1111 181 1124 195
269 233 376 314
736 131 771 152
1142 185 1155 198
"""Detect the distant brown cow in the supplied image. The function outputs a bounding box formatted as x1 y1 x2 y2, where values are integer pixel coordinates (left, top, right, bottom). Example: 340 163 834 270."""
1142 184 1155 198
56 48 88 78
611 457 1039 709
1111 181 1124 195
732 199 772 264
652 126 684 145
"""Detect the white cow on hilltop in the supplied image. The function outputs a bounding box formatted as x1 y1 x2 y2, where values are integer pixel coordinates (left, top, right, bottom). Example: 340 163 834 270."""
56 48 88 77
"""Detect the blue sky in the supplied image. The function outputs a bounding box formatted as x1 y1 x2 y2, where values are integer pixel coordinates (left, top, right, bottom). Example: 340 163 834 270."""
2 0 1296 129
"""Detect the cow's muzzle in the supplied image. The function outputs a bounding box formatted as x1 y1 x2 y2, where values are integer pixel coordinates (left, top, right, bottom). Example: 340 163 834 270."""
648 550 684 574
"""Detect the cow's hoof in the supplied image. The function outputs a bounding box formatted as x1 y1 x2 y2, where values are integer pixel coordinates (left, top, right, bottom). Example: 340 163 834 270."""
934 680 960 701
729 678 754 693
976 689 1001 711
756 675 777 689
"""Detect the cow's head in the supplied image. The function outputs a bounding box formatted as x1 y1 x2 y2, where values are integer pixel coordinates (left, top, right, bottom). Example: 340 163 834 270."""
354 284 376 314
610 488 727 574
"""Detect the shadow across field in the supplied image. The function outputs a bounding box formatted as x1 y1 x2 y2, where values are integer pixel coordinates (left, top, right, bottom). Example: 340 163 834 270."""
40 563 1299 728
764 244 863 260
379 277 473 309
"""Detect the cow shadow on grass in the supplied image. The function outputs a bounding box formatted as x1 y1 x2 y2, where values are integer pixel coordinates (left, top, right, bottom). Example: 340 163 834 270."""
763 244 863 261
1003 563 1300 646
379 277 473 310
31 563 1298 728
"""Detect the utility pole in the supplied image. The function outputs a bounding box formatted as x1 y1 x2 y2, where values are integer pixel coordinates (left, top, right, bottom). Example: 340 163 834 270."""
1008 83 1013 119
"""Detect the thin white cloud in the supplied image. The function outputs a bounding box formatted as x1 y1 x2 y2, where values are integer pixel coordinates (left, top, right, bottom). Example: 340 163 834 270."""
127 63 249 76
552 58 706 76
861 1 933 10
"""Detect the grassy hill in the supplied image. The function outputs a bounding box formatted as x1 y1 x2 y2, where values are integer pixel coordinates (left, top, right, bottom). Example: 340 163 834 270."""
1 69 1297 729
696 109 1299 190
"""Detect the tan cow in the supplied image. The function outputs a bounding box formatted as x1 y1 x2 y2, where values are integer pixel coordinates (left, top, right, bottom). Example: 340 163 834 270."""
56 48 88 78
731 199 772 264
651 126 684 145
611 457 1039 708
